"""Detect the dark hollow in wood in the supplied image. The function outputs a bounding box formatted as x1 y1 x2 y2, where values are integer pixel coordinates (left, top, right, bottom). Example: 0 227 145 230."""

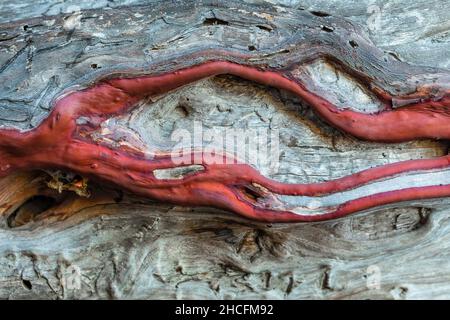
0 1 449 222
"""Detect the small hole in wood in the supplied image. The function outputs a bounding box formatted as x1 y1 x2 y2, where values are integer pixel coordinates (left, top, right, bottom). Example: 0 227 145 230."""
203 18 229 26
248 45 257 51
241 186 263 202
321 25 334 32
153 165 204 180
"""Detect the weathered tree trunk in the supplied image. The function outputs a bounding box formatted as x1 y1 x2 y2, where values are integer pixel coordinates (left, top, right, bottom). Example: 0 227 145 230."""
0 0 449 299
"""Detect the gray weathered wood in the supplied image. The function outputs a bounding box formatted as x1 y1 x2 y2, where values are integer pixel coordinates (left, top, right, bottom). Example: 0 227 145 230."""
0 0 449 300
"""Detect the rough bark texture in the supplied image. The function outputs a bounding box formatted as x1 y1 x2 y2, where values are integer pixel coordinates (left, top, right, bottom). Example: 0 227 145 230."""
0 0 450 299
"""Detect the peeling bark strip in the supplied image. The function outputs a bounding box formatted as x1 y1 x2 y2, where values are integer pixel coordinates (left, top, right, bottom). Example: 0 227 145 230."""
0 1 449 222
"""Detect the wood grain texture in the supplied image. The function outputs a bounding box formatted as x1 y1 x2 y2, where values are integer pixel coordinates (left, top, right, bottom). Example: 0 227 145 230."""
0 0 449 299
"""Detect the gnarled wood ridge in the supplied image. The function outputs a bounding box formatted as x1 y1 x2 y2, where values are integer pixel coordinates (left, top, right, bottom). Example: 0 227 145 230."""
0 1 449 222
